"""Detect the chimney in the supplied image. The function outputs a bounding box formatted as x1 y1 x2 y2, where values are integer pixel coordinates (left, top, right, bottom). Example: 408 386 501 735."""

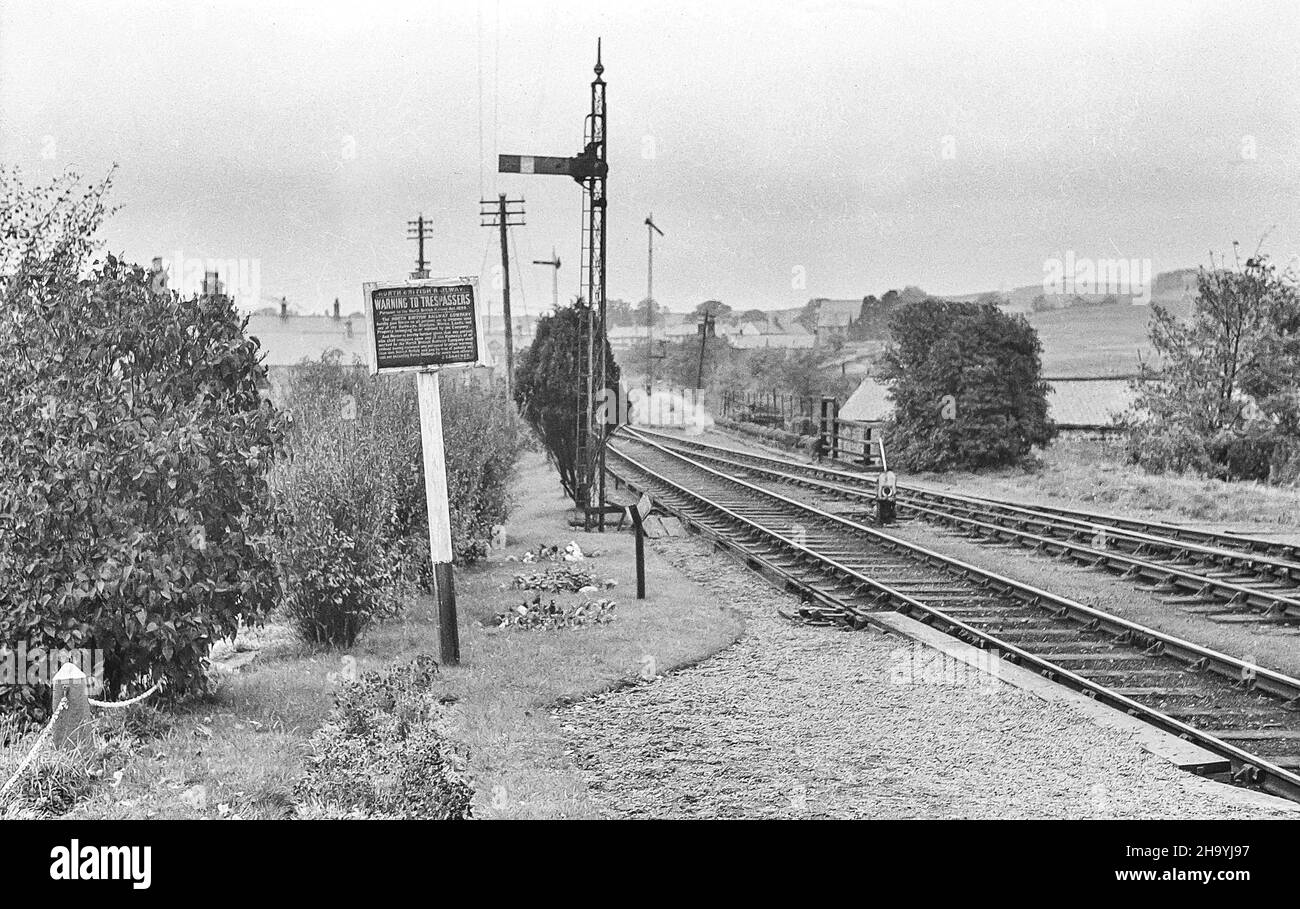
280 296 288 319
202 270 222 297
333 297 340 320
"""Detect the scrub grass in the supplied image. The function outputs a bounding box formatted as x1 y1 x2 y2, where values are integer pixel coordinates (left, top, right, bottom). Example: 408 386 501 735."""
53 451 743 819
911 434 1300 535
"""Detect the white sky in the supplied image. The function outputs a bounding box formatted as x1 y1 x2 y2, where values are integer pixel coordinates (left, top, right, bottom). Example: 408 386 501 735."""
2 0 1297 317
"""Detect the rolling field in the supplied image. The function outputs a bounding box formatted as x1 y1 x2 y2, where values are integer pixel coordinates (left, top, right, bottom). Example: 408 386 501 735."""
1025 298 1193 378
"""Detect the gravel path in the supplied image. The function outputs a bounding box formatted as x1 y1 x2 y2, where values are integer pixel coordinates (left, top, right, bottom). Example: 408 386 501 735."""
557 533 1297 819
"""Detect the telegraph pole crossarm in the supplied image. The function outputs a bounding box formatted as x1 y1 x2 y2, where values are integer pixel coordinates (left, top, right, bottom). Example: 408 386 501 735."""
407 213 431 279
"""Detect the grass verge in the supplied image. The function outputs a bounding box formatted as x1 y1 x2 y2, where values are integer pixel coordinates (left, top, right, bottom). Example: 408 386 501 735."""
911 434 1300 535
43 451 741 819
704 423 1300 537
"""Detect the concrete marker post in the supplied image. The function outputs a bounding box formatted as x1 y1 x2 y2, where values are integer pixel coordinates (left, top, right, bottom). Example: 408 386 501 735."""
51 662 91 749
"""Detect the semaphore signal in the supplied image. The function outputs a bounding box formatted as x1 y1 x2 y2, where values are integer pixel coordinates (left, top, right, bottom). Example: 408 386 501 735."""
499 39 610 530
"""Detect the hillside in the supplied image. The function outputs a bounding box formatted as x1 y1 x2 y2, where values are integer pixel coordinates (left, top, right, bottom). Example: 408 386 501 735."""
1026 298 1193 378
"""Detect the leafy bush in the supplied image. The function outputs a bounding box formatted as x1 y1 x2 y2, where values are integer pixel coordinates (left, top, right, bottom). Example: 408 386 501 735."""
272 354 523 646
269 428 411 647
1124 258 1300 483
878 300 1054 471
440 378 526 563
280 354 523 566
0 169 281 708
294 654 472 819
270 369 413 647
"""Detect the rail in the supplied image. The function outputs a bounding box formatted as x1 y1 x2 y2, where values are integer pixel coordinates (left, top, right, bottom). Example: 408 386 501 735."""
609 428 1300 802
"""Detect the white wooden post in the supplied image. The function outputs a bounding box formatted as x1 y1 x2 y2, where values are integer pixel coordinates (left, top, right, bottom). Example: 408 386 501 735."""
51 662 91 749
417 369 460 665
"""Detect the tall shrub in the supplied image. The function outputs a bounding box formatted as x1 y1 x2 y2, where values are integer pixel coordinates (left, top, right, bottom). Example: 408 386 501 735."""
270 385 411 647
514 304 620 502
272 355 524 646
1124 258 1300 482
0 169 281 707
878 300 1054 471
279 354 522 566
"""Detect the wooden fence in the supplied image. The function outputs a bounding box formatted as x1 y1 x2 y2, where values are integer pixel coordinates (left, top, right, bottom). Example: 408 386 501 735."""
721 390 886 472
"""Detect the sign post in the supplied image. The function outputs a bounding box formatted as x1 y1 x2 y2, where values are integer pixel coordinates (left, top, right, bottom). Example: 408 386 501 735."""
629 493 652 600
363 276 487 666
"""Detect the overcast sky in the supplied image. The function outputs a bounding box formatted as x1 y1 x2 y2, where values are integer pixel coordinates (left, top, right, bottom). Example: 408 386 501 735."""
2 0 1297 317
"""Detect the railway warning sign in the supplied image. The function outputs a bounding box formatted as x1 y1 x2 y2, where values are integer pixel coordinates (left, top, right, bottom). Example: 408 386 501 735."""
362 277 486 375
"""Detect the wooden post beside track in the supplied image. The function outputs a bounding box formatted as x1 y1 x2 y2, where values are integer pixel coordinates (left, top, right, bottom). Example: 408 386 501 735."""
630 493 651 600
364 277 486 667
418 369 461 665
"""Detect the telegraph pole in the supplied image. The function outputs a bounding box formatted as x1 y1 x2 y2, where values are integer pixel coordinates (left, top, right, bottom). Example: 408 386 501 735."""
532 248 561 310
407 213 431 279
645 213 663 390
499 40 609 530
480 194 525 394
697 310 716 389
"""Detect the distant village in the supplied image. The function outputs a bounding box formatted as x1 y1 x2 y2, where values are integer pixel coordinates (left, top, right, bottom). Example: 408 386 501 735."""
205 260 1202 436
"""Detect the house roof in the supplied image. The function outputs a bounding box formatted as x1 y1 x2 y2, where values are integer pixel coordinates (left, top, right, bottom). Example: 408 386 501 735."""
1045 378 1134 428
839 377 892 421
838 376 1135 429
814 298 864 327
663 321 700 337
245 313 369 368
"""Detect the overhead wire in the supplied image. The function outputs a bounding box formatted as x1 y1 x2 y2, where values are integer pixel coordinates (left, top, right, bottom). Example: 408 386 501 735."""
477 1 484 201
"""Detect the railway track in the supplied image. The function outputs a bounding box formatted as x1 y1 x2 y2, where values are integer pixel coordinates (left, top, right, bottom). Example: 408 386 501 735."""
628 426 1300 623
607 428 1300 803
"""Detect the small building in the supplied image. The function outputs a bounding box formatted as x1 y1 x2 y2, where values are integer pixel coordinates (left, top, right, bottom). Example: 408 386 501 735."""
246 301 368 401
839 376 893 422
811 298 866 345
662 318 702 341
607 324 650 350
247 298 494 402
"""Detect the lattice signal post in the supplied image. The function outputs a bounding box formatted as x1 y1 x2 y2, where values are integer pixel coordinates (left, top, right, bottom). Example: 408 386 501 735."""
499 40 610 530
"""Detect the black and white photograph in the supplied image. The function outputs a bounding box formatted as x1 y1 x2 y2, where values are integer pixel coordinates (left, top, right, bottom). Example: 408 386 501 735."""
0 0 1297 891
